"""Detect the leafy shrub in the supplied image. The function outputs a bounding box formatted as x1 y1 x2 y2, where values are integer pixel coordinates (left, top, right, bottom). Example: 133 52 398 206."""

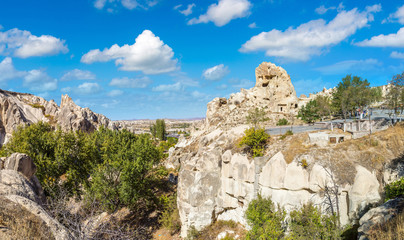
187 226 200 240
280 130 293 140
158 194 181 235
276 118 289 126
245 195 285 240
289 203 341 240
237 128 270 157
87 133 161 211
301 159 308 169
385 177 404 202
0 122 162 210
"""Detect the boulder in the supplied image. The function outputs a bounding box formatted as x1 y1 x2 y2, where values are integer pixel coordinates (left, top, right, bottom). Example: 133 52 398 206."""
3 153 36 179
358 197 404 240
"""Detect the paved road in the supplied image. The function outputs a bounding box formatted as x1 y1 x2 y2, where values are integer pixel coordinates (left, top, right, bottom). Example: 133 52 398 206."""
265 109 403 136
266 124 328 135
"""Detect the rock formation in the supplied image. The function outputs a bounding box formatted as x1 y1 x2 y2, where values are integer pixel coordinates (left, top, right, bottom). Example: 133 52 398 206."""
358 196 404 240
169 62 404 238
0 89 117 146
204 62 299 130
0 153 72 239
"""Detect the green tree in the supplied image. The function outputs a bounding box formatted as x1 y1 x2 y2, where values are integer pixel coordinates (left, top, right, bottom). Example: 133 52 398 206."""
298 99 320 123
386 72 404 116
289 203 341 240
332 75 377 120
151 119 167 140
245 195 285 240
87 133 161 211
246 107 268 128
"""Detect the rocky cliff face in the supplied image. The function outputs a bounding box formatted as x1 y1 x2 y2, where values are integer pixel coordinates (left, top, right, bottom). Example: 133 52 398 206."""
0 153 72 239
204 62 299 130
171 62 404 237
0 89 116 146
171 124 404 237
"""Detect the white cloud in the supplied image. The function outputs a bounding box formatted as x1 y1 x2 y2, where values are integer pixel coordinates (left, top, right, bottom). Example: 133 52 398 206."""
248 22 257 28
315 5 335 15
356 27 404 47
0 28 68 58
315 3 344 15
60 69 96 81
62 82 102 95
315 59 382 75
240 5 381 61
216 83 228 90
81 30 178 74
188 0 252 27
0 57 25 82
383 4 404 24
391 51 404 59
94 0 159 10
107 89 124 97
202 64 229 80
76 82 102 95
109 76 151 88
24 69 58 91
177 3 195 16
152 82 182 92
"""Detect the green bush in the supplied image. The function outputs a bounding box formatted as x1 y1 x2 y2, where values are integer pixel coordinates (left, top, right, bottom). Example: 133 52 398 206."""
158 194 181 235
245 195 285 240
0 122 162 211
276 118 289 126
87 133 161 211
0 122 94 196
385 177 404 202
289 203 341 240
238 128 270 157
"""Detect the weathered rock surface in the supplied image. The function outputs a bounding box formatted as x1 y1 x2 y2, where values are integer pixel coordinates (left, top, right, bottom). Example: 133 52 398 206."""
358 197 404 240
0 89 116 146
171 124 404 238
204 62 300 130
0 153 72 240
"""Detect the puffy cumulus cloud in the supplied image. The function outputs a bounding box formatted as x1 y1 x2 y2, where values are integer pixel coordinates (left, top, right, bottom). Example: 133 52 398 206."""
94 0 159 10
24 69 58 92
76 82 102 95
383 4 404 24
391 51 404 59
202 64 229 80
188 0 252 27
81 30 178 74
152 82 183 92
0 57 25 82
240 5 381 61
356 27 404 47
0 28 68 58
315 59 382 75
175 3 195 16
62 82 102 95
107 90 124 97
60 69 96 81
109 76 151 88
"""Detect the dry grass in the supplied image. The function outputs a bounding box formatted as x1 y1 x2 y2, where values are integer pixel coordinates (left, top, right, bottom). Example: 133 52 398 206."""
367 210 404 240
0 197 54 240
282 133 310 164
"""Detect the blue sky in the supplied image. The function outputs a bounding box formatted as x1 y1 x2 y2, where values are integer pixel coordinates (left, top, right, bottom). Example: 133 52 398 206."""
0 0 403 120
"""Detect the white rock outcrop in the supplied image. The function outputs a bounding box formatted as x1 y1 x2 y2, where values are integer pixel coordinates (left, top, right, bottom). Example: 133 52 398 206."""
204 62 299 130
0 153 72 239
0 90 117 146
